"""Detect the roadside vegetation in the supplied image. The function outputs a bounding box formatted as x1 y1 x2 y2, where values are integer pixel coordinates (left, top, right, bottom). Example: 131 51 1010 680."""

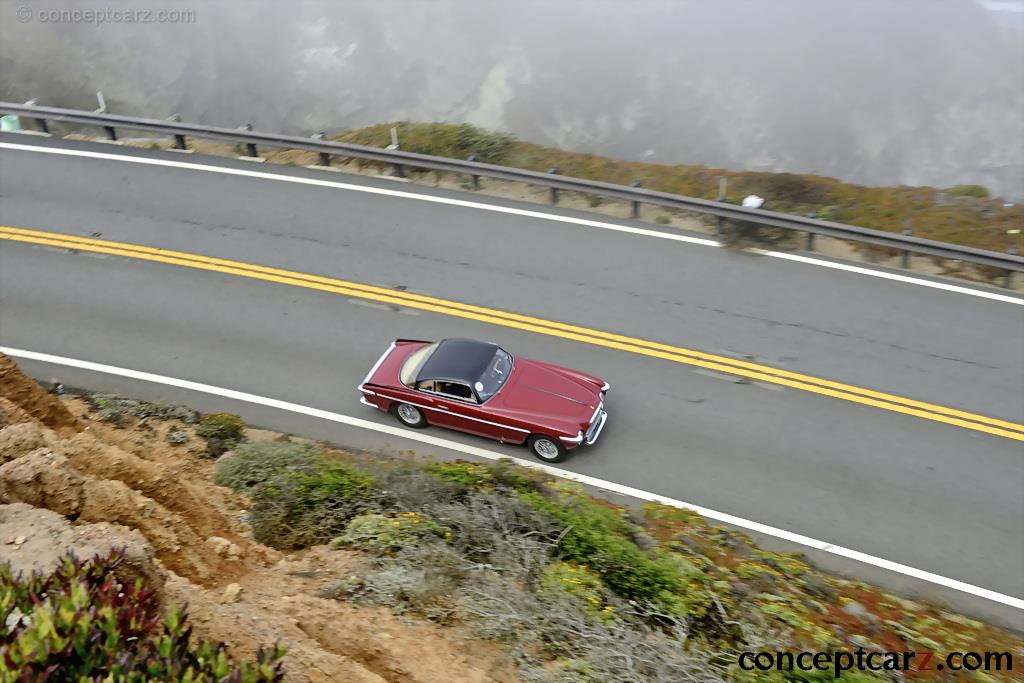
0 552 284 681
336 122 1021 254
4 383 1021 682
213 436 1022 682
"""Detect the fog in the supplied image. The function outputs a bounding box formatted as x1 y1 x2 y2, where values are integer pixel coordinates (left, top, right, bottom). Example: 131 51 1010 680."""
2 0 1021 198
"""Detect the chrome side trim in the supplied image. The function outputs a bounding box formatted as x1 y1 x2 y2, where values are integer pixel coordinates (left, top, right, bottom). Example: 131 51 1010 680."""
601 381 610 392
361 341 396 387
358 386 377 395
359 396 378 408
439 408 531 433
366 391 530 434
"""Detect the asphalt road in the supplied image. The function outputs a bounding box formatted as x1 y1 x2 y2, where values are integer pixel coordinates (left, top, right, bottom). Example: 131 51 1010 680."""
1 136 1022 623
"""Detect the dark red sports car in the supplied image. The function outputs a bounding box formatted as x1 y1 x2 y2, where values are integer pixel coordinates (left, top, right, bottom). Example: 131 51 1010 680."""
358 338 609 462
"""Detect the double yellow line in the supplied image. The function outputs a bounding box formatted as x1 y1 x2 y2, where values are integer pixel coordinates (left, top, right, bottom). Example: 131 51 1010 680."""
3 225 1022 442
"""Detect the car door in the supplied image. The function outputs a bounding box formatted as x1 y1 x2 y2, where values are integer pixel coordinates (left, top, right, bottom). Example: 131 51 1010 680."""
416 380 504 440
440 382 530 443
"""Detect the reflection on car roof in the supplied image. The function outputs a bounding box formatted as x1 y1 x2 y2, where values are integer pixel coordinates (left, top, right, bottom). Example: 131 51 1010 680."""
416 338 498 384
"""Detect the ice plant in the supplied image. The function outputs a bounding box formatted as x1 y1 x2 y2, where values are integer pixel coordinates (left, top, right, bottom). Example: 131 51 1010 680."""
0 550 284 682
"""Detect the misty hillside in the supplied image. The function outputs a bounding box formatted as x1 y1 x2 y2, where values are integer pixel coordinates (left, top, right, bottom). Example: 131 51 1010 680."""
1 0 1021 199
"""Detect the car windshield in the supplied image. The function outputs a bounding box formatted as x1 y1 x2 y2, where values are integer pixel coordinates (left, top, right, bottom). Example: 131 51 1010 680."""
475 348 512 402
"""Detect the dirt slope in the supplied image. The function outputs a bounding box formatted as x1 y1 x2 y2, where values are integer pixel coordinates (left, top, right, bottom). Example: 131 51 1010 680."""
0 354 515 683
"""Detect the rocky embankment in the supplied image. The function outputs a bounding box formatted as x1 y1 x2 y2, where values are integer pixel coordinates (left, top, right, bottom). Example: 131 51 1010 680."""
0 353 513 683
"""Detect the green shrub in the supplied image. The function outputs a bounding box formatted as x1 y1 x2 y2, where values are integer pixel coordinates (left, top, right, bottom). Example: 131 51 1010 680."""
196 412 246 440
333 511 449 554
756 172 830 204
487 460 543 492
87 393 197 425
374 465 468 510
540 562 616 623
816 205 840 222
215 441 320 494
336 122 515 165
166 429 189 445
453 123 515 164
947 184 989 198
249 460 376 548
428 461 495 489
0 551 284 681
427 460 540 494
196 412 246 456
519 484 709 617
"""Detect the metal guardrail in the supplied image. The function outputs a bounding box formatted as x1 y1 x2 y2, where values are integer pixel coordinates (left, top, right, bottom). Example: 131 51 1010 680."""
2 101 1021 284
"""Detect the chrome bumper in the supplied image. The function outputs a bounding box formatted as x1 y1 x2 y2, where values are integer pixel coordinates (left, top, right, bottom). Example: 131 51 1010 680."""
559 408 608 447
584 409 607 445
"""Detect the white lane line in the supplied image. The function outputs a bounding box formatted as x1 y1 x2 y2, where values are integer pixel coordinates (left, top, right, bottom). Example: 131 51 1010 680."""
2 140 1020 306
3 345 1021 611
751 249 1023 304
0 141 717 248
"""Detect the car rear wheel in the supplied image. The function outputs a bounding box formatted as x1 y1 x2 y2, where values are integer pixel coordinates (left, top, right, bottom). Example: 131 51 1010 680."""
528 435 567 463
393 403 427 428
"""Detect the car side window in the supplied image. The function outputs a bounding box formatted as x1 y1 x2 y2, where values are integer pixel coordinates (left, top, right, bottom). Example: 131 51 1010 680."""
439 382 474 401
418 380 475 402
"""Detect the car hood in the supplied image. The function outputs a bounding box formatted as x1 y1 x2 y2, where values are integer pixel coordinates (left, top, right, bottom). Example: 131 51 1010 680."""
490 358 601 427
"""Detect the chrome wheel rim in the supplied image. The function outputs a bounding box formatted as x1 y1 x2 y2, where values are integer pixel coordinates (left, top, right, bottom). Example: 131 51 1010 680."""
397 404 420 424
534 438 559 459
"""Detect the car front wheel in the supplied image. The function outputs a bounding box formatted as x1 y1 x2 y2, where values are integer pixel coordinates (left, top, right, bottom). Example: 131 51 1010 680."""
528 435 567 463
393 403 427 428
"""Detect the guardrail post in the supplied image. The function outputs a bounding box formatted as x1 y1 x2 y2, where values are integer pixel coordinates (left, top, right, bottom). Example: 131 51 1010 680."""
900 228 913 268
312 132 331 166
167 115 187 149
714 199 728 237
241 123 258 157
715 177 728 237
93 92 117 140
383 131 405 176
548 168 559 204
467 154 480 189
24 100 50 134
1005 246 1018 288
804 213 817 251
630 181 641 218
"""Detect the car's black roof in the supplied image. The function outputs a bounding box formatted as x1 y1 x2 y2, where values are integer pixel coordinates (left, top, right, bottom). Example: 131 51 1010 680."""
416 338 499 385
